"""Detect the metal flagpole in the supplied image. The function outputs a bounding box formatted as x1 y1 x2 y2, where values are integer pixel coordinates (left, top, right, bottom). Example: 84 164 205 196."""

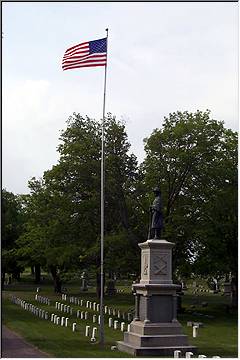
99 28 108 346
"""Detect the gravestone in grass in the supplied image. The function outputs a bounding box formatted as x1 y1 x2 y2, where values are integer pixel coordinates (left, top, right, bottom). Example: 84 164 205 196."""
80 271 88 291
117 187 197 356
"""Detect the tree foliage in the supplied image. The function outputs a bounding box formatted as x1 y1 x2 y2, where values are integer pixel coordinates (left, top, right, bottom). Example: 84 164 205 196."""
142 110 237 279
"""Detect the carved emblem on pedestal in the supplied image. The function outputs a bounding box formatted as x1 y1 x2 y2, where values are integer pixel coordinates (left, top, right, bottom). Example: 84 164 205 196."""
153 254 168 275
143 254 149 275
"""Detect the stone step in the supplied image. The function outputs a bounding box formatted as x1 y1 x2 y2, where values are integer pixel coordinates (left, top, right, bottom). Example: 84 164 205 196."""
124 332 189 347
117 340 197 357
130 321 184 335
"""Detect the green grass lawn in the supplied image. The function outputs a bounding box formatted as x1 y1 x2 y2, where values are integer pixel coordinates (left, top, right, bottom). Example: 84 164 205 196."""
2 279 238 358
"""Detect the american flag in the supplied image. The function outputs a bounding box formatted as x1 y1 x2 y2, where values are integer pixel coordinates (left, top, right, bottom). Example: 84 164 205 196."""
62 38 107 71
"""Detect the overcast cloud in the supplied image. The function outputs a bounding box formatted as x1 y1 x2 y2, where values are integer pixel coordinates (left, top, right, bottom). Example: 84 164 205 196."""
2 2 238 194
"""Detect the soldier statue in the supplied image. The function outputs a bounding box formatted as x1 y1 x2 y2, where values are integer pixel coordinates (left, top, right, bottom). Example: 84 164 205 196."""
148 187 163 239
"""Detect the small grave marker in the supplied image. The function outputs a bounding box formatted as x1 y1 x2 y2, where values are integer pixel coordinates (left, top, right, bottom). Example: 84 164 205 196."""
85 325 90 336
174 350 181 358
114 320 118 329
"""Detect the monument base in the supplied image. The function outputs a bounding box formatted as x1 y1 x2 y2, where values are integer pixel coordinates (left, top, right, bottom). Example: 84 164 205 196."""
116 239 197 357
117 319 197 356
117 340 196 357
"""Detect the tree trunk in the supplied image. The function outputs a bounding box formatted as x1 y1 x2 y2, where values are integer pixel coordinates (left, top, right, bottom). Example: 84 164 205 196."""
231 275 238 309
2 271 6 290
31 266 35 276
34 264 41 284
50 266 62 293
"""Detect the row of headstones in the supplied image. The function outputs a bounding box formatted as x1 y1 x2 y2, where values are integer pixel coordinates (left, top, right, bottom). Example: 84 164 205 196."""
192 289 215 294
11 296 49 320
174 350 221 358
55 300 131 332
62 294 133 322
108 318 130 332
35 294 51 305
11 295 98 343
116 289 124 293
55 302 74 315
50 313 98 341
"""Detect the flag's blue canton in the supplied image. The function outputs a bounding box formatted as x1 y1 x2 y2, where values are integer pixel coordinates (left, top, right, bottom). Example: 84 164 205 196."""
89 38 107 54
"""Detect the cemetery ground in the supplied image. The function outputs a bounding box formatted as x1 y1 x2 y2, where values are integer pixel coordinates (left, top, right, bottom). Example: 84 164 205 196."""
2 272 237 358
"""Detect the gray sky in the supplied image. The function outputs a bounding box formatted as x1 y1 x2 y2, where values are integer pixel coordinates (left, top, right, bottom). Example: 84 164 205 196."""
2 2 238 194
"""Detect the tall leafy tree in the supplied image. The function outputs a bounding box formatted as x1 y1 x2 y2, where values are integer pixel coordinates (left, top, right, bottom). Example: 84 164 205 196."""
2 189 26 286
17 113 139 292
141 110 237 283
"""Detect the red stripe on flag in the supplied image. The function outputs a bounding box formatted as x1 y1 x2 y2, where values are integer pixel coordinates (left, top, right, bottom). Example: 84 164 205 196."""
63 63 106 71
64 42 89 54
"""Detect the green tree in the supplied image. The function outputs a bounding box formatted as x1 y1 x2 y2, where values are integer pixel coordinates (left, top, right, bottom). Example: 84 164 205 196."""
17 113 139 293
2 189 26 287
142 110 237 282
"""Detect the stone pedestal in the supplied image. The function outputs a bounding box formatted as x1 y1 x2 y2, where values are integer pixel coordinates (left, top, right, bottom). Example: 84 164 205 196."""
117 239 197 356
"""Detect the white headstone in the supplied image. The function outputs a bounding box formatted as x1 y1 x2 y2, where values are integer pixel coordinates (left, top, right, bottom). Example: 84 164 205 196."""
61 317 65 326
109 318 113 327
92 327 97 338
98 315 101 324
198 356 207 358
117 310 121 318
81 311 84 319
96 304 100 312
193 326 198 338
72 323 77 332
186 352 194 358
56 316 60 325
65 317 69 327
174 350 181 358
80 300 83 306
85 325 90 336
93 302 96 311
127 324 130 332
51 313 55 322
121 322 125 331
85 311 88 320
114 320 118 329
93 315 97 323
61 303 64 311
